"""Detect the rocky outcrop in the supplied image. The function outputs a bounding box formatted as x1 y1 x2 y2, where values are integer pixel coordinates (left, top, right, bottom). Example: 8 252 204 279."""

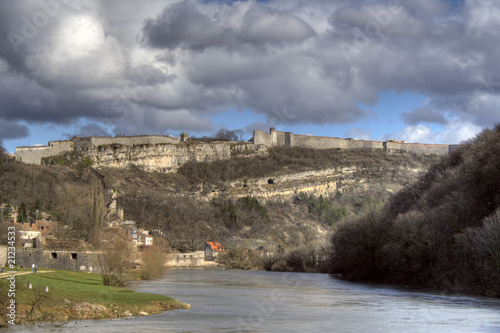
89 142 267 172
203 166 424 202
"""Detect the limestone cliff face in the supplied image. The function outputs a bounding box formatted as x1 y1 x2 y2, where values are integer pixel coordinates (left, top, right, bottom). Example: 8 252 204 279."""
226 168 354 201
203 166 424 202
88 142 267 172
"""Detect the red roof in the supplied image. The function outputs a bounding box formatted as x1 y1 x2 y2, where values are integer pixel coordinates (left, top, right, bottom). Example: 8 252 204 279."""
11 221 57 235
206 242 225 252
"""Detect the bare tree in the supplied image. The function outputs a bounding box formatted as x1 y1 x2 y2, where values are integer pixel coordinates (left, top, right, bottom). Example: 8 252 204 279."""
141 242 168 280
215 129 243 141
97 237 134 287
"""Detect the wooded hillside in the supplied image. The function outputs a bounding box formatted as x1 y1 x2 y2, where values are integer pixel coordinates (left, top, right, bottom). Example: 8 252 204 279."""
330 125 500 297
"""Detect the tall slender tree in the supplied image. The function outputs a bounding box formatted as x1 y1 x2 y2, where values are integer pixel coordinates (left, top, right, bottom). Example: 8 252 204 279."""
18 202 27 222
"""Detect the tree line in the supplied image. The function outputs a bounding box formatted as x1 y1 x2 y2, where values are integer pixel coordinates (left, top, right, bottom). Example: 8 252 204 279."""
330 125 500 297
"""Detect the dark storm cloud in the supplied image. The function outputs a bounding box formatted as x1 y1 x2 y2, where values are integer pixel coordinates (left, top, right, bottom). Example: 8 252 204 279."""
70 123 111 138
141 0 316 52
0 0 499 142
0 120 29 140
402 108 448 125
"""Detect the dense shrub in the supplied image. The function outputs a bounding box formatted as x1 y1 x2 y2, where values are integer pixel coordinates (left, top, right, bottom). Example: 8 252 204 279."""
460 209 500 296
330 125 500 297
141 243 168 280
220 248 261 270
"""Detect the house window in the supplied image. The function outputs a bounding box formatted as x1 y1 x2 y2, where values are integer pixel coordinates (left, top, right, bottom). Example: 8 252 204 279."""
51 252 58 259
71 253 78 260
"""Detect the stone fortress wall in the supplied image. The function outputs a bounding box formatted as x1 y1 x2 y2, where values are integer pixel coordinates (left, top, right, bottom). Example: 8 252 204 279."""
16 135 185 165
15 129 462 172
15 134 268 172
253 128 462 155
72 135 179 151
15 140 74 165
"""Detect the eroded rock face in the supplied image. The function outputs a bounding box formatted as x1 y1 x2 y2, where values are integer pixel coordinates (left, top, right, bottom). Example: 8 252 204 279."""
227 168 355 201
87 142 268 172
204 166 424 202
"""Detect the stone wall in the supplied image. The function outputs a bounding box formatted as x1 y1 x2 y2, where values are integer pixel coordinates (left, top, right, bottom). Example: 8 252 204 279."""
16 128 457 169
16 248 100 271
165 251 205 267
16 136 267 172
15 140 74 164
384 141 450 155
253 129 455 155
73 135 179 151
253 129 274 147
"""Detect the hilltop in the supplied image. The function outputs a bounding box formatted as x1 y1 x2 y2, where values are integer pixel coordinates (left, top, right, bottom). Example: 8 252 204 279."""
15 129 457 173
331 125 500 297
1 135 440 263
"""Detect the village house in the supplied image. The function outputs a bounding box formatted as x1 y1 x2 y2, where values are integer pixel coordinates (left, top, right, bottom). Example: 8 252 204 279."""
102 221 153 247
166 251 205 267
128 228 153 247
16 236 100 272
13 220 58 241
201 242 225 261
142 232 153 246
17 226 41 240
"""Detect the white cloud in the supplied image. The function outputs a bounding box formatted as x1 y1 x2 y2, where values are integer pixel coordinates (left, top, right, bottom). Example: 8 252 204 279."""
0 0 499 142
393 119 482 144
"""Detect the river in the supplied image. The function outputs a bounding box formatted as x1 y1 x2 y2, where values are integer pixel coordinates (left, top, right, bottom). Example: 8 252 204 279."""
9 269 500 332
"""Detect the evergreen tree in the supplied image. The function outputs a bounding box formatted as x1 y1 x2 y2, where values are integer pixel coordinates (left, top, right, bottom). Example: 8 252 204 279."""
2 204 11 222
18 202 27 222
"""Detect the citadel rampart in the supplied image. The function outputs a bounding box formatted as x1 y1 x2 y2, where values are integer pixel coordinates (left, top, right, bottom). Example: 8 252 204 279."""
252 128 460 155
15 135 268 173
16 135 184 165
15 140 74 164
15 129 461 172
73 135 179 151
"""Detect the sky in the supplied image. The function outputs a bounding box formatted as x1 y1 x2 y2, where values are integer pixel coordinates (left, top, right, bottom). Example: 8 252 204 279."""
1 0 500 153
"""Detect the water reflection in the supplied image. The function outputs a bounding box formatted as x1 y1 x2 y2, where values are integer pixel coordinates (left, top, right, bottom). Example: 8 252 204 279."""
10 269 500 333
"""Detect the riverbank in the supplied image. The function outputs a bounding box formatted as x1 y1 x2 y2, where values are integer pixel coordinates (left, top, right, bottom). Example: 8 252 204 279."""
0 269 189 326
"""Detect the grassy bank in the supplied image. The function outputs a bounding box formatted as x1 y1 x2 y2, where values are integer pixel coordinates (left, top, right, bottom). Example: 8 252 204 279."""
1 269 189 325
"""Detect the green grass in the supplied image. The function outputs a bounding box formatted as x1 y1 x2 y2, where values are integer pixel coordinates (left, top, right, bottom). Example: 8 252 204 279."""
15 270 176 306
1 269 189 324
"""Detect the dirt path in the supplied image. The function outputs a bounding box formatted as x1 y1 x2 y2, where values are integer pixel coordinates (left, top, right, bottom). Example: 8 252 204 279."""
0 270 53 278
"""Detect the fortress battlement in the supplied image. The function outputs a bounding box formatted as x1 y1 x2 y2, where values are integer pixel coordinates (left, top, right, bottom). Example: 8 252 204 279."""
15 129 461 171
252 128 462 155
